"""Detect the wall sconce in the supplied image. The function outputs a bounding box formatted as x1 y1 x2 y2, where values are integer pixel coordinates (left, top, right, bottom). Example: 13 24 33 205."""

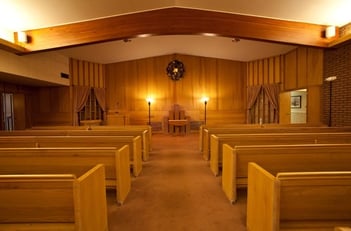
15 31 28 43
325 76 337 127
325 26 336 38
146 97 154 125
201 96 209 125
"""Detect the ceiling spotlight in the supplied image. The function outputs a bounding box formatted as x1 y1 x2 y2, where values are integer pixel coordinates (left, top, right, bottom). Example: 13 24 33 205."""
232 38 240 43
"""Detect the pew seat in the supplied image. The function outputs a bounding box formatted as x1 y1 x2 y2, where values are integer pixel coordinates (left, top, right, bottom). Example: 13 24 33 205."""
247 162 351 231
0 164 108 231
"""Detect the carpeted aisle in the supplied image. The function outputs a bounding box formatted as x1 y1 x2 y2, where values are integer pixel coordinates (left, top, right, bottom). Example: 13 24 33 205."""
107 133 247 231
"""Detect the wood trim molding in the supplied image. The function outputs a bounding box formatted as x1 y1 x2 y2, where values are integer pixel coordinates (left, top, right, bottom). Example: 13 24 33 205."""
6 7 339 54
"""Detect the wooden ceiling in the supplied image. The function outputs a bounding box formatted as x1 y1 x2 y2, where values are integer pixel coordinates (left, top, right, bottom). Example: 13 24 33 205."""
3 7 345 55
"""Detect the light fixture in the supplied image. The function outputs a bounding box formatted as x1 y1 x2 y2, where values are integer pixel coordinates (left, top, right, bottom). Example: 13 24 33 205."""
325 76 337 127
16 31 28 43
146 97 154 125
201 96 209 125
325 26 336 38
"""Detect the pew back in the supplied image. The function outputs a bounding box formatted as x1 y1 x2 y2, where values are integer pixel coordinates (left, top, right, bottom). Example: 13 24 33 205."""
211 132 351 176
0 128 150 160
202 126 351 160
0 164 108 231
0 135 142 177
0 146 131 204
222 143 351 203
247 162 351 231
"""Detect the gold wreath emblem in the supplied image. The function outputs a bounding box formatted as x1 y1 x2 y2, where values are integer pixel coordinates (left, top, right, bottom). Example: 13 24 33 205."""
166 60 185 81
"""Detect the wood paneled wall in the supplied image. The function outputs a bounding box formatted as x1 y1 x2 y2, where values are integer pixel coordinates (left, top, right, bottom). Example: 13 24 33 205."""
31 59 105 126
70 58 105 87
247 55 283 86
105 54 247 126
246 47 324 124
31 86 72 126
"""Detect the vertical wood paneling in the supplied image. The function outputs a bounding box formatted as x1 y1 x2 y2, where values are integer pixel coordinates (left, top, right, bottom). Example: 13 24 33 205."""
284 50 297 90
263 59 269 84
247 55 283 87
276 56 283 84
297 47 307 88
307 47 324 86
105 54 246 125
70 58 105 88
307 86 322 124
269 58 274 83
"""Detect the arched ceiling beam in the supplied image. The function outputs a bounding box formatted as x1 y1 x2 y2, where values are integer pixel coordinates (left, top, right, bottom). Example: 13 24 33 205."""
10 7 338 53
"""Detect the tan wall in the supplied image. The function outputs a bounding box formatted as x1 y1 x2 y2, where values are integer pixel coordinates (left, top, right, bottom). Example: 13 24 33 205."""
105 54 247 126
0 50 70 86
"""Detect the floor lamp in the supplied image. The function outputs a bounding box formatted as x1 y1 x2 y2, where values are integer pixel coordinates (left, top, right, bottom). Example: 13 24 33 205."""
325 76 337 127
201 97 209 125
146 97 153 125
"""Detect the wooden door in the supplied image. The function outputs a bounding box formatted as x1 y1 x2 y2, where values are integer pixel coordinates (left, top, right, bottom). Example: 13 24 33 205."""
279 91 291 124
13 93 26 130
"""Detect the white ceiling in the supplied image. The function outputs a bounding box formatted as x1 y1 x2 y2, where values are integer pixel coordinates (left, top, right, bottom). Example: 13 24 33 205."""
1 0 351 63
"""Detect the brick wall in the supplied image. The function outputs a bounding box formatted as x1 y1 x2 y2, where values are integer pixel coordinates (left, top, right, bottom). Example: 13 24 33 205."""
323 42 351 126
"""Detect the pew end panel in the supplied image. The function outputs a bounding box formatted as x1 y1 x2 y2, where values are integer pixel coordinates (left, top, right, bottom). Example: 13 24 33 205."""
74 164 108 231
115 145 131 204
247 162 279 231
202 129 210 160
209 135 220 176
222 144 237 203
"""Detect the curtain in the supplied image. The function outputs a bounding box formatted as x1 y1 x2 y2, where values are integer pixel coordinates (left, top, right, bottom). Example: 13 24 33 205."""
246 85 262 123
263 83 280 123
73 86 90 126
94 87 106 112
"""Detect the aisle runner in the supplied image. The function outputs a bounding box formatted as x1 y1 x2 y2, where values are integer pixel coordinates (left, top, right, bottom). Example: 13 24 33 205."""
107 133 246 231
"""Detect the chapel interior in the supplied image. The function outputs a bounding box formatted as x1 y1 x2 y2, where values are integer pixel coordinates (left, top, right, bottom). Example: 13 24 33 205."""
0 1 351 231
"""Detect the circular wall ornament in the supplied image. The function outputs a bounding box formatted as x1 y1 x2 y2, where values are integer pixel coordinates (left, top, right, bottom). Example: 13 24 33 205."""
166 60 185 81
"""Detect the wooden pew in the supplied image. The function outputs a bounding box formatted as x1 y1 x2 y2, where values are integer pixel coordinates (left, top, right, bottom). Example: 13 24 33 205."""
222 143 351 203
247 162 351 231
0 135 142 177
0 129 150 161
211 132 351 176
31 125 153 151
199 123 328 152
0 146 131 205
0 164 108 231
202 126 351 160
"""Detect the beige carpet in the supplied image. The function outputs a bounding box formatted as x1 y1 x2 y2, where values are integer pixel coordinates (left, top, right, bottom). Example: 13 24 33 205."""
107 133 247 231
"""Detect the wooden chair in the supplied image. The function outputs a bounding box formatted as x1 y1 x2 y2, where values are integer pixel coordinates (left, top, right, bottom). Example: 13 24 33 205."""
167 104 190 135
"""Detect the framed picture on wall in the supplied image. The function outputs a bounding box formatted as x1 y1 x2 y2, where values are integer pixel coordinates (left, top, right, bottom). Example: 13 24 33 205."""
291 95 301 108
